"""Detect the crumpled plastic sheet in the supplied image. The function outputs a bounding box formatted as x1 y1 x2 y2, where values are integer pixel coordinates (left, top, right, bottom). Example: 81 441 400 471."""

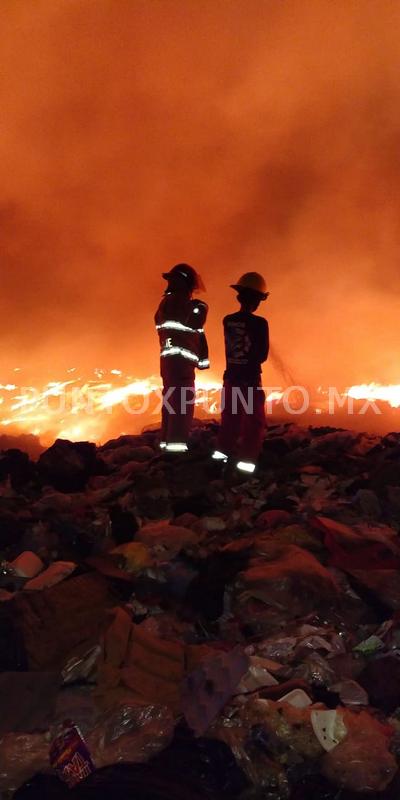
0 732 49 794
214 723 291 798
255 625 346 667
236 657 279 694
0 702 175 793
213 698 398 795
87 702 175 766
182 648 249 736
329 679 369 707
292 653 337 688
321 724 397 792
62 645 102 685
211 702 299 797
257 637 298 663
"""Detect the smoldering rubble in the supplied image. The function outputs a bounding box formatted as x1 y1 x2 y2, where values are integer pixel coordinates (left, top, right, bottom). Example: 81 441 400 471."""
1 421 400 797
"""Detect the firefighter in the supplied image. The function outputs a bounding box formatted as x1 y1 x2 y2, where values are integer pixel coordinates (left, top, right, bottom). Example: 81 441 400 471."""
155 264 209 453
212 272 269 474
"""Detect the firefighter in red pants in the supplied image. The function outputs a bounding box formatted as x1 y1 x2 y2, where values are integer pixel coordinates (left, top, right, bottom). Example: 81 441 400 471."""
212 272 269 474
155 264 209 453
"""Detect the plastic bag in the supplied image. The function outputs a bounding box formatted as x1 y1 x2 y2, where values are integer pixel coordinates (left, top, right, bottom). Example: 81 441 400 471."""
182 649 248 736
211 698 316 794
10 551 44 578
236 544 337 619
110 541 152 574
257 636 298 663
292 653 336 688
329 679 368 708
0 733 49 793
321 717 397 792
88 702 175 766
239 698 324 760
210 714 290 797
136 522 200 560
62 645 102 685
236 656 279 694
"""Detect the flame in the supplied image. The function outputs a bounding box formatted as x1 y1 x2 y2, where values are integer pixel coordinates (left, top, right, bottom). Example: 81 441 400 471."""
1 368 399 447
347 383 400 408
99 379 159 408
0 369 228 445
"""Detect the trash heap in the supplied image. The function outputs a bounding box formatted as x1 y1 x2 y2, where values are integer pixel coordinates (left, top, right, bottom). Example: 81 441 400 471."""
2 422 400 798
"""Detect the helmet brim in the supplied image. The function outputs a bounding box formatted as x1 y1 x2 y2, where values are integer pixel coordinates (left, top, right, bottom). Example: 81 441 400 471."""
230 284 268 300
163 270 205 292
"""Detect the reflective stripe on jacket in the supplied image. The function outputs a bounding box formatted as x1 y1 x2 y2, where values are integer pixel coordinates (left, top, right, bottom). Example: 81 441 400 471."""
155 294 209 369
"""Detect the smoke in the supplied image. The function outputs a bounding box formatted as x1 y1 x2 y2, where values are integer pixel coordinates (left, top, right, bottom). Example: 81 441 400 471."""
268 346 297 388
1 0 400 387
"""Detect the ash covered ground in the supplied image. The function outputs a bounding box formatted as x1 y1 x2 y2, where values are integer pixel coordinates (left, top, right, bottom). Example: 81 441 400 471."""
2 421 400 798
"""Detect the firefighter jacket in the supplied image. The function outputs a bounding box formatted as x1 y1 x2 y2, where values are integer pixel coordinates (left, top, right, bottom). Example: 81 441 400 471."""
155 293 209 380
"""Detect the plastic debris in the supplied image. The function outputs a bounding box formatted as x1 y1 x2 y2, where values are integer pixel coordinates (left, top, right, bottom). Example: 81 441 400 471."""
311 709 347 751
1 421 400 795
182 649 249 735
87 703 175 766
24 561 76 591
49 721 95 787
10 552 44 579
279 688 312 708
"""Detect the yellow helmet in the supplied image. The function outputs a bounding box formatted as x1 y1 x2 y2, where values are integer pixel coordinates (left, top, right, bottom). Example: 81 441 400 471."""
230 272 269 300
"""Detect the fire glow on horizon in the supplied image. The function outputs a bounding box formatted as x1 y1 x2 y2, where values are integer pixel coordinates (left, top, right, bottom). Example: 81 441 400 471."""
2 0 400 438
1 369 400 446
2 0 400 402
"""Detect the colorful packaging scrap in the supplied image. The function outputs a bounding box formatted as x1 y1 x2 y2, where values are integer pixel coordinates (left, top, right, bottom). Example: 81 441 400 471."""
49 721 95 788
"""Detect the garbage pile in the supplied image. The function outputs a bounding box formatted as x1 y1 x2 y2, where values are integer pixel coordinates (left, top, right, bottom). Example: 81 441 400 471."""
2 422 400 798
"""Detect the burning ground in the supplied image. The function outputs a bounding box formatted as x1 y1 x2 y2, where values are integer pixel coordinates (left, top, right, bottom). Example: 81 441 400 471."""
1 367 400 448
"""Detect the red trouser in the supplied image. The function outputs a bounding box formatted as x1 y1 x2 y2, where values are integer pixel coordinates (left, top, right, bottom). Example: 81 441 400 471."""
218 381 266 463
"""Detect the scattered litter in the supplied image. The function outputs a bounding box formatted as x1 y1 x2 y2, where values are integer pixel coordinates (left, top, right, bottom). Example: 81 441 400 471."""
1 422 400 797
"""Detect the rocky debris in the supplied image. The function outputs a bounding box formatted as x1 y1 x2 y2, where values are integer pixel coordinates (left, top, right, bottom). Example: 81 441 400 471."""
2 422 400 796
37 439 104 492
0 450 37 492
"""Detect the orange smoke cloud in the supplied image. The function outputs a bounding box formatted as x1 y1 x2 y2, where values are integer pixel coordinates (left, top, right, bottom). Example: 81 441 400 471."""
1 0 400 389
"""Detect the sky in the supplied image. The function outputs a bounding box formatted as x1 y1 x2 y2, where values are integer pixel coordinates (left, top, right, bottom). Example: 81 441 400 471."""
1 0 400 388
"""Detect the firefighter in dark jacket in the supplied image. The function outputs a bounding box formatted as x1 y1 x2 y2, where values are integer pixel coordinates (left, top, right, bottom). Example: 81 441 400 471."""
212 272 269 474
155 264 209 452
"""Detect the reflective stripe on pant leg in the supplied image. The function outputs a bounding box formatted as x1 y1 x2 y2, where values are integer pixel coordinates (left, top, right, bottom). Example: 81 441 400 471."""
236 460 256 473
212 450 228 461
212 450 228 460
165 442 189 452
